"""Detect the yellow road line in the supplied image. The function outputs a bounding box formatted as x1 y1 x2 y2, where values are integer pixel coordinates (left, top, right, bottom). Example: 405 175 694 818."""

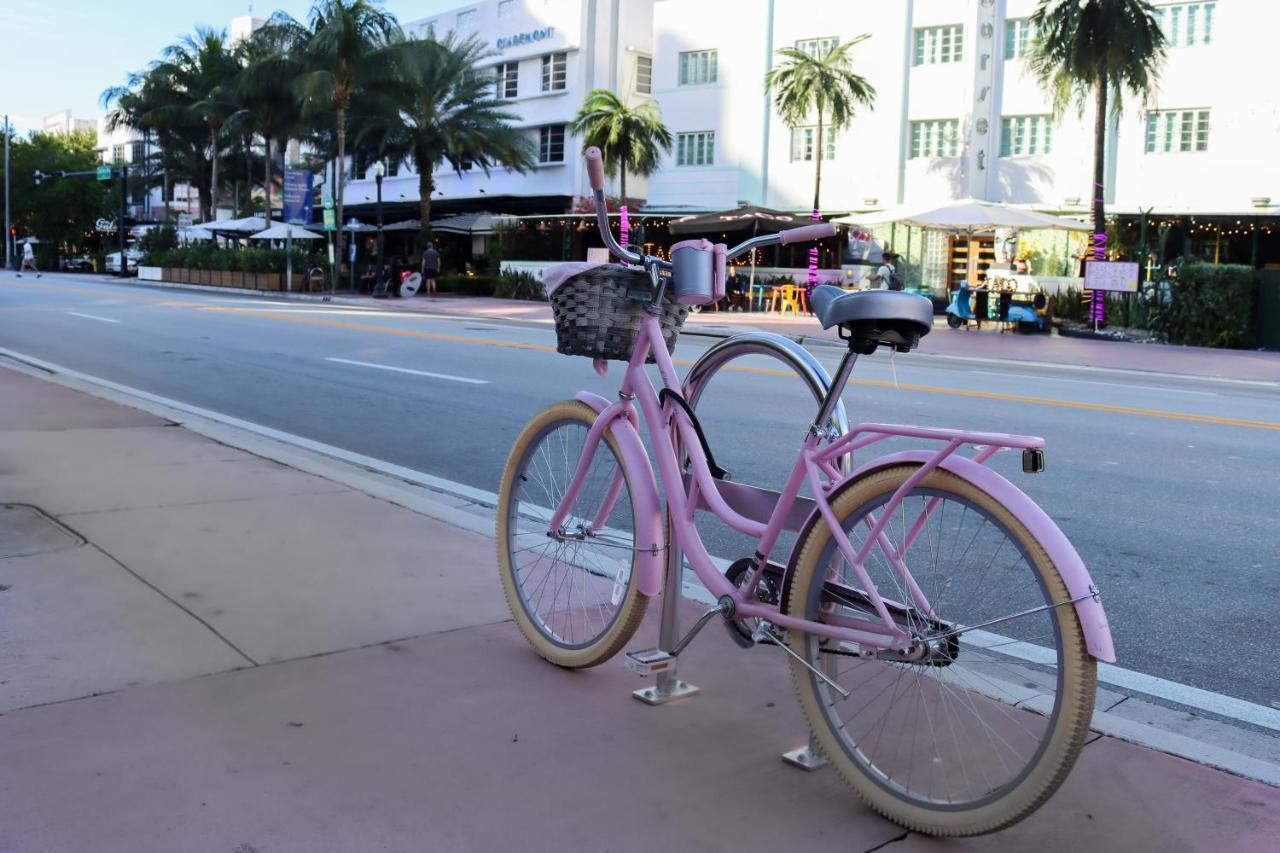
6 279 1278 432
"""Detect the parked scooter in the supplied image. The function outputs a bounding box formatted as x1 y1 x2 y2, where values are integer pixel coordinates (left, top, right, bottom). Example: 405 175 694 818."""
945 282 983 329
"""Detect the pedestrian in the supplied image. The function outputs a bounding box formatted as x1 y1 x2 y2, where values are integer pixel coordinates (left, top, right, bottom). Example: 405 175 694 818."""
18 240 41 277
421 243 441 296
865 250 902 290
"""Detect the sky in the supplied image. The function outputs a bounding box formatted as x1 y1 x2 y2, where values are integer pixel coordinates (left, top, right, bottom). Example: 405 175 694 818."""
0 0 460 134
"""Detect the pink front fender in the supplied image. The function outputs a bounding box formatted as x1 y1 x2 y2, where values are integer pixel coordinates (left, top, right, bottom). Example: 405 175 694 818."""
821 451 1116 663
574 391 665 597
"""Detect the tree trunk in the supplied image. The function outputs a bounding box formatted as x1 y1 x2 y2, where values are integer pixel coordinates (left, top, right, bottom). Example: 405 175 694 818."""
243 133 252 216
1092 77 1108 253
813 114 824 212
808 113 825 289
209 125 219 222
263 136 273 224
417 160 434 249
334 99 348 290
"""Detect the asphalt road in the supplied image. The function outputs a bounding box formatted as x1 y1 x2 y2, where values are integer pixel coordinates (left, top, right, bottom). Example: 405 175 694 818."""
3 272 1278 709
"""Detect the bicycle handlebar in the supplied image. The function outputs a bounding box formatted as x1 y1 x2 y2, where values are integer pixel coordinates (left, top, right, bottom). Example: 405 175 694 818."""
585 146 607 192
778 223 837 245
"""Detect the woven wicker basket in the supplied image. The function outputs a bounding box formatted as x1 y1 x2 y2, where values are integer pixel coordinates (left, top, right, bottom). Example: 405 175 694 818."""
549 265 689 361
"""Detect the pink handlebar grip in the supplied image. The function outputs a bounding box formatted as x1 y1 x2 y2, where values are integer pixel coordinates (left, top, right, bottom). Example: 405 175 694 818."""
778 222 837 245
585 147 606 191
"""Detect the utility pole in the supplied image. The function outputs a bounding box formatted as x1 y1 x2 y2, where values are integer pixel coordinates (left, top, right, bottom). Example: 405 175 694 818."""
118 164 128 277
4 115 11 270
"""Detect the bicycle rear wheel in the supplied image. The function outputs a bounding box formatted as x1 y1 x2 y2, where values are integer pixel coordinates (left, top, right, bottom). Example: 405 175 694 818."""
786 464 1095 836
497 400 649 668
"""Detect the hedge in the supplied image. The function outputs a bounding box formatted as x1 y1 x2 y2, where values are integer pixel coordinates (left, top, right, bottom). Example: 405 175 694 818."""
1152 262 1256 348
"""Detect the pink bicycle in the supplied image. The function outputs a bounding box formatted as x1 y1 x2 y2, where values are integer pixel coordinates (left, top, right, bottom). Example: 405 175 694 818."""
497 148 1114 836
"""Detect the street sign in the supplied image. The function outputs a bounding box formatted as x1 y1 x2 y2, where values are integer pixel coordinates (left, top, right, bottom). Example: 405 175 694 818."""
282 169 314 226
323 208 336 231
96 165 112 181
177 212 193 228
322 194 334 211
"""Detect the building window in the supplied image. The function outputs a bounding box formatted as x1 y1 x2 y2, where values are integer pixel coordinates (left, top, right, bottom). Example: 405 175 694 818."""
678 50 718 85
1153 2 1215 47
676 131 715 166
538 125 565 163
387 159 399 177
1004 18 1034 59
497 0 516 19
495 62 519 98
131 140 146 164
456 9 478 30
909 120 960 158
112 144 126 164
796 37 839 59
1145 109 1210 153
790 126 835 162
635 54 652 95
1000 115 1053 156
913 25 964 66
541 52 567 91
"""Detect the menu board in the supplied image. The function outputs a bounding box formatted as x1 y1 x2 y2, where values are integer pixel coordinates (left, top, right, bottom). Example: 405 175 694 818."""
1084 261 1140 292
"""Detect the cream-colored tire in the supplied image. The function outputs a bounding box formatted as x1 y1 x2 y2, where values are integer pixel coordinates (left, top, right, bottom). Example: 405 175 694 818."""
786 464 1096 836
497 400 649 668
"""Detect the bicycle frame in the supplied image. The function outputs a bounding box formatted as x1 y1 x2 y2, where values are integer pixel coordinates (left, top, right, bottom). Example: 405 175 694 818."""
546 310 1116 661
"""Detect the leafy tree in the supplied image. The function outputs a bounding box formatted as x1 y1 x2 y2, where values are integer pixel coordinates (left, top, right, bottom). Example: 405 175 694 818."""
2 130 113 263
364 32 536 245
569 89 671 210
1029 0 1166 242
764 37 876 214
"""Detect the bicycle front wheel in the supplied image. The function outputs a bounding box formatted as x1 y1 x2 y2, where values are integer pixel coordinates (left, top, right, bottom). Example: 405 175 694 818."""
787 464 1096 836
497 400 649 668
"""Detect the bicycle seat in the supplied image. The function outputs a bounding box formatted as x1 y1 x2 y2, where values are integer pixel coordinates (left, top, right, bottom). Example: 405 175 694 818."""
809 285 934 353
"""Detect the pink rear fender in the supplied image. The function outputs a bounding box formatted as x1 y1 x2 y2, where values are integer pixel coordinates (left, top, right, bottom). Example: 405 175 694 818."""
810 451 1116 663
574 392 664 597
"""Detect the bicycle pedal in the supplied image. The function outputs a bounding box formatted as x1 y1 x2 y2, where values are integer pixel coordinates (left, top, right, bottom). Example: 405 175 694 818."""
624 648 675 675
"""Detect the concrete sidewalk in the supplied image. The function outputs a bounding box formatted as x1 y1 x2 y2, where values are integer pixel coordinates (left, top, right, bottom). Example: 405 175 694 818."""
1 363 1278 852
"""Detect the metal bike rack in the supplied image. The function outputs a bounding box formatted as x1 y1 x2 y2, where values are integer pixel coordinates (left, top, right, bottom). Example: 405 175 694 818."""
631 331 850 772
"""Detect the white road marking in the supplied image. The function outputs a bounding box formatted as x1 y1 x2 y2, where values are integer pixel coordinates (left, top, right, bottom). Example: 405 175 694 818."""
325 356 489 385
3 345 1279 738
971 369 1217 396
66 312 120 324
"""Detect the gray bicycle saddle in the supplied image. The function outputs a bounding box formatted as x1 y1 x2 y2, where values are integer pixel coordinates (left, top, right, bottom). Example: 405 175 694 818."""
808 285 934 353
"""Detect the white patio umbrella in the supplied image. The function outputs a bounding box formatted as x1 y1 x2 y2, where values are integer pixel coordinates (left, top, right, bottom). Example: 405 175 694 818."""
209 216 268 235
837 199 1090 288
249 223 324 241
177 225 215 242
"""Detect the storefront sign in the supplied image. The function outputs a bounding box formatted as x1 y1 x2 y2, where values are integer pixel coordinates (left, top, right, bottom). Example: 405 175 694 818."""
496 27 555 51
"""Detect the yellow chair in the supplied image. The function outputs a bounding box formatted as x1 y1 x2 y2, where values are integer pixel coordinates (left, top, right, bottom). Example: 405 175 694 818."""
770 284 806 316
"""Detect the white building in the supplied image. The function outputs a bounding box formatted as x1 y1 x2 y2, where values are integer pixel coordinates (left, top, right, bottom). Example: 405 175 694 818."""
343 0 655 217
647 0 1280 222
42 111 97 137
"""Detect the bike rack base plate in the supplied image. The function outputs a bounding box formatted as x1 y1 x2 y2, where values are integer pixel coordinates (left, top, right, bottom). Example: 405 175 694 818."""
632 679 700 705
782 744 828 771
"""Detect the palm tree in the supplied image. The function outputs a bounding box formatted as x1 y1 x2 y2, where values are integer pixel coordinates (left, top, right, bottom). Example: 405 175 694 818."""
366 33 536 247
229 21 307 222
570 89 672 210
295 0 402 281
764 36 875 286
102 68 180 208
152 28 239 220
1029 0 1166 245
570 89 671 247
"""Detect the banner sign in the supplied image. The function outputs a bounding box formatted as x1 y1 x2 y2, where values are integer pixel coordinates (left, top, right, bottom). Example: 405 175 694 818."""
1084 261 1140 293
282 169 314 226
